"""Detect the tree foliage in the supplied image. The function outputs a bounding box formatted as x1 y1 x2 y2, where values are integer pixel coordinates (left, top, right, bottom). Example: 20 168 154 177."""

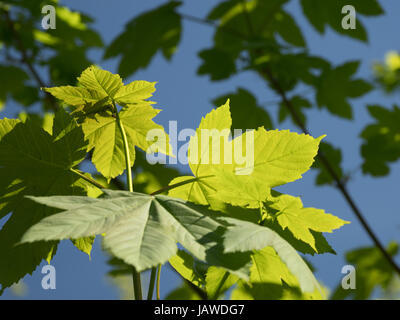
0 0 399 300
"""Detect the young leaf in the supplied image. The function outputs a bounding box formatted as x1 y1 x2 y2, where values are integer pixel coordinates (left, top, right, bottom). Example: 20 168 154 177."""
71 236 96 258
264 219 336 256
82 104 172 180
43 86 107 106
77 65 123 98
269 194 350 251
44 66 172 180
114 81 156 106
45 66 157 115
169 101 323 208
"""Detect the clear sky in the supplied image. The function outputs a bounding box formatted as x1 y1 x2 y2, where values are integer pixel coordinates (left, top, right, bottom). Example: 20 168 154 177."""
1 0 400 299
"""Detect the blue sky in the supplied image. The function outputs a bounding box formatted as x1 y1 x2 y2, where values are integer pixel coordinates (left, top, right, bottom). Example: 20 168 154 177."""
1 0 400 299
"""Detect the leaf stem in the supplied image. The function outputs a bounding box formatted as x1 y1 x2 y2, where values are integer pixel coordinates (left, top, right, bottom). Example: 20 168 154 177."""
257 201 264 224
156 264 162 300
114 104 133 193
113 102 143 300
69 168 106 189
132 268 143 300
147 267 157 300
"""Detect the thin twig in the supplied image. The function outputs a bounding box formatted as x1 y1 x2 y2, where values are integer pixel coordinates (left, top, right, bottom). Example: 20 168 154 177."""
70 168 106 189
156 264 162 300
147 267 157 300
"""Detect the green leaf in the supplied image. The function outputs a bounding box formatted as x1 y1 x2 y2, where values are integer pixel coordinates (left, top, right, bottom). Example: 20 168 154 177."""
257 53 330 91
361 105 400 177
300 0 383 42
21 190 251 278
44 66 171 180
230 246 322 300
197 48 237 81
46 67 157 116
264 219 336 255
213 128 324 207
0 110 88 217
220 217 322 294
268 194 349 251
205 266 238 299
316 61 372 119
71 236 95 258
18 112 54 135
0 110 90 293
168 101 232 207
169 101 323 209
82 104 172 180
77 65 123 98
0 65 31 109
169 249 204 288
275 11 306 47
114 81 156 106
104 1 182 78
43 86 107 106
